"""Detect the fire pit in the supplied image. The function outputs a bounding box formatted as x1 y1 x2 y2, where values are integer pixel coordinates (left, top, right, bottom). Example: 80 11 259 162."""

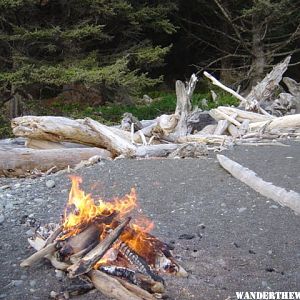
20 176 187 299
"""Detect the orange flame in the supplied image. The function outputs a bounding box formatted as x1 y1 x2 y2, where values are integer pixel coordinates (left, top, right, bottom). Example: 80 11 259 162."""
62 176 155 261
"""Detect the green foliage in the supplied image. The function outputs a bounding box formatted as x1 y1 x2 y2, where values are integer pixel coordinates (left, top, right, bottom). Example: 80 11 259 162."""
0 0 176 99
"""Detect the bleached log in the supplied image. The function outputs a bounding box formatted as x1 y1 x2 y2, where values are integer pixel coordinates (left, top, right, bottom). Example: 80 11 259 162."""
20 242 57 267
217 107 272 123
177 134 233 145
246 56 291 108
157 114 178 135
135 144 179 158
217 154 300 215
198 124 217 135
173 74 198 137
121 113 143 132
204 71 249 105
89 270 142 300
283 77 300 113
0 147 112 177
213 119 229 135
12 116 133 155
25 139 92 150
84 118 136 156
249 114 300 132
228 124 239 137
210 109 241 127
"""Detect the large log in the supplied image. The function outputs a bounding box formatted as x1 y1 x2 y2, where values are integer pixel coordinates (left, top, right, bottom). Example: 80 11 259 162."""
12 116 133 155
135 144 180 158
217 154 300 215
25 139 92 150
249 114 300 132
0 147 112 177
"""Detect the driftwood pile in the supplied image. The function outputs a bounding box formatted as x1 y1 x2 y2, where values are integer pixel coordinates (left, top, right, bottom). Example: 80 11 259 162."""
1 56 300 177
20 178 187 300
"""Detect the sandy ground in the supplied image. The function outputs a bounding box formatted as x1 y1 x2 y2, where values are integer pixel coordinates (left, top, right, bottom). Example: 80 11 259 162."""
0 141 299 300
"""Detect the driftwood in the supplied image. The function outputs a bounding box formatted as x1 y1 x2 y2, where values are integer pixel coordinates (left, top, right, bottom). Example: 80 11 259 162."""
12 116 133 156
0 147 112 177
135 144 179 158
283 77 300 113
249 114 300 132
246 56 291 109
217 154 300 215
68 218 131 277
20 242 57 267
121 113 143 132
89 270 142 300
173 74 198 137
25 139 92 150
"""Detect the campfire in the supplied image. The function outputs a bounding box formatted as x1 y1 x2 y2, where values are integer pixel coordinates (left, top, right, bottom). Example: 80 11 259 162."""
21 176 187 299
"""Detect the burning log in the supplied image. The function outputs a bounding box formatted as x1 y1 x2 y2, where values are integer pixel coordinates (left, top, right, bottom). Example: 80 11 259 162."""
68 217 131 277
89 269 143 300
119 242 164 284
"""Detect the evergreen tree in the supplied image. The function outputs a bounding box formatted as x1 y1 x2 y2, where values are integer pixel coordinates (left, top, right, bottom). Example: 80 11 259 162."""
0 0 176 103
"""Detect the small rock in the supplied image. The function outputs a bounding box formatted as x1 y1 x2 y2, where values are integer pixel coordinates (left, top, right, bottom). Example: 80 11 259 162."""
55 270 64 279
233 242 240 248
0 185 10 190
30 280 37 287
14 183 21 188
46 180 55 188
249 249 256 254
179 233 195 240
261 281 268 288
267 250 273 255
0 294 7 299
34 198 44 203
270 205 278 209
238 207 247 213
20 275 27 280
12 280 23 287
0 214 5 224
198 223 206 229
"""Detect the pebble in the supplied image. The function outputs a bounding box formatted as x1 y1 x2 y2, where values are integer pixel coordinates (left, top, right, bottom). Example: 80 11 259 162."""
30 280 37 287
14 183 21 188
179 233 195 240
270 205 278 209
34 198 44 203
46 180 56 188
238 207 247 213
55 270 64 279
5 202 14 209
0 214 5 224
268 250 273 255
20 275 27 280
0 185 10 190
12 280 23 287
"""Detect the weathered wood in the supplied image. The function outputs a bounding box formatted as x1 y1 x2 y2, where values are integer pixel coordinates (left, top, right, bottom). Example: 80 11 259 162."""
68 218 130 277
210 109 241 127
246 56 291 109
198 124 217 135
20 242 57 267
173 74 198 137
168 142 208 158
121 113 143 132
12 116 133 155
217 154 300 215
228 124 239 137
135 144 179 158
177 134 234 146
84 118 136 156
117 278 156 300
89 270 142 300
249 114 300 132
25 139 92 150
0 147 112 177
216 107 272 123
283 77 300 113
213 119 229 135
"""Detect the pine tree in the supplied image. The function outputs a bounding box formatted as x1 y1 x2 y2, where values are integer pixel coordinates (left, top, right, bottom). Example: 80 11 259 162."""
0 0 176 102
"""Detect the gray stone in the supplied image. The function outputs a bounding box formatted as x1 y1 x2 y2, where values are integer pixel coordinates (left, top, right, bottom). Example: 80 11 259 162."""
34 198 44 203
238 207 247 213
30 280 37 287
0 214 4 224
46 180 56 188
268 250 273 255
12 280 23 287
14 183 21 188
270 205 279 209
0 185 10 190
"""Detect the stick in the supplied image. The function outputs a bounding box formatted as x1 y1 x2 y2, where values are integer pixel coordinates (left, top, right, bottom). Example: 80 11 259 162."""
20 242 57 267
68 217 131 277
44 225 62 247
89 270 142 300
217 155 300 215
